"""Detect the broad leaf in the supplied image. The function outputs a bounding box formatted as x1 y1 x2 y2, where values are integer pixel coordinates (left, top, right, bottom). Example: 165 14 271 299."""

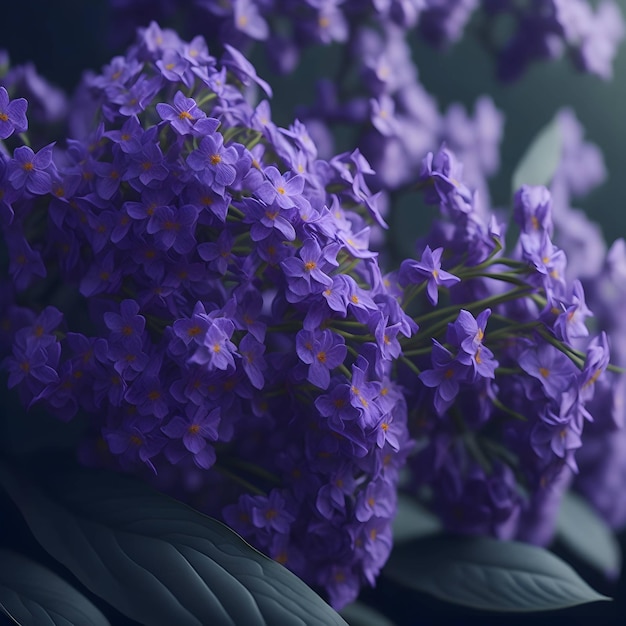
556 491 621 579
392 494 441 544
340 601 396 626
384 535 610 612
0 549 110 626
512 116 562 193
0 464 347 626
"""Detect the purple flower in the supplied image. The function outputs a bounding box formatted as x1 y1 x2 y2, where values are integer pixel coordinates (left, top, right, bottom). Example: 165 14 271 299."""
399 245 460 305
103 418 164 473
0 86 28 139
187 132 239 190
103 299 145 347
123 132 169 187
256 165 305 209
296 329 347 390
162 405 220 468
241 197 297 242
8 144 54 194
146 204 199 254
124 358 169 421
448 309 498 379
514 185 553 235
156 91 212 135
419 339 467 415
189 317 238 372
250 490 295 534
5 340 60 390
282 239 338 302
518 343 576 401
238 333 266 390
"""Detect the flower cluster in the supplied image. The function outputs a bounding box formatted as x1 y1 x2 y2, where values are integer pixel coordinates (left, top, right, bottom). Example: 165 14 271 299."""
1 3 625 614
395 144 612 544
0 23 416 608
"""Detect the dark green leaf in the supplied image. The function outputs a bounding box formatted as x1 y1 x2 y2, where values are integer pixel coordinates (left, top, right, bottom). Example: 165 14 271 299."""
384 535 610 612
556 491 621 578
0 549 110 626
512 116 562 192
339 601 396 626
392 495 441 544
0 464 347 626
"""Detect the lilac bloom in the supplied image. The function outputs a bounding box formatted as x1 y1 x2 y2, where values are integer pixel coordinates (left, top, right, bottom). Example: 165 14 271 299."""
373 313 403 361
250 489 295 534
419 146 474 215
315 381 360 431
296 329 347 390
518 343 577 401
94 151 125 200
111 74 161 117
105 115 144 154
79 251 122 298
156 91 210 135
14 306 63 350
124 358 169 421
156 50 194 88
123 134 169 186
103 299 145 347
147 204 199 254
198 229 234 274
513 185 553 235
6 340 60 389
239 333 266 389
8 144 54 194
162 405 220 453
189 317 238 371
281 239 337 301
349 356 382 426
241 197 296 242
399 245 460 305
182 35 215 67
342 277 379 325
316 464 357 520
102 419 164 473
0 86 28 139
448 308 498 379
519 231 567 288
530 408 583 472
354 479 396 523
187 133 239 190
580 331 610 401
7 235 46 290
256 165 305 209
552 280 592 342
419 339 467 415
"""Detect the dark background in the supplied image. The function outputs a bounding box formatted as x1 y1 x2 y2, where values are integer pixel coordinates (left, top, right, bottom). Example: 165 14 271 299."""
1 2 626 625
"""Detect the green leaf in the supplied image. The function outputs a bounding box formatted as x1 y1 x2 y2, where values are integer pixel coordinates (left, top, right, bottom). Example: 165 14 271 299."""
384 535 611 612
0 549 110 626
511 116 562 193
0 464 347 626
556 491 621 579
392 495 441 544
339 601 396 626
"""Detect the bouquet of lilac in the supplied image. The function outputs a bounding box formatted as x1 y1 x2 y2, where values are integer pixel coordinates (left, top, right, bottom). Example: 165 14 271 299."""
0 2 625 625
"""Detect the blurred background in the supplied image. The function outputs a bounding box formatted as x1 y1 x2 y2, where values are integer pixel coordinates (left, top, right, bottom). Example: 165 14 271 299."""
1 0 624 241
